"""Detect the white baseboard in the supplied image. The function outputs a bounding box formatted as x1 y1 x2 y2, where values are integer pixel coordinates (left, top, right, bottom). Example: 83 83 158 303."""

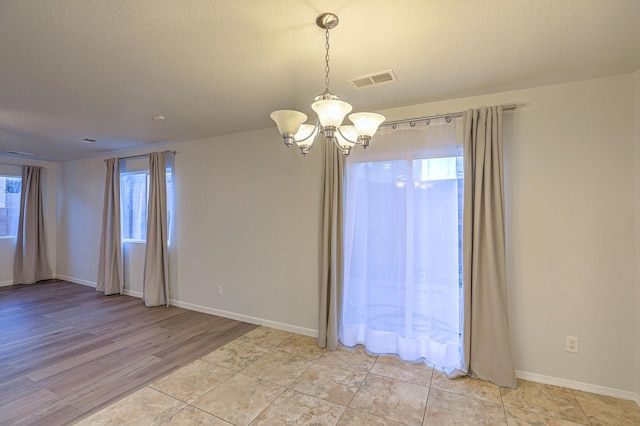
56 275 96 288
115 290 317 337
516 370 637 402
123 289 143 298
1 275 97 288
169 299 319 338
41 276 639 404
56 276 143 298
42 276 318 337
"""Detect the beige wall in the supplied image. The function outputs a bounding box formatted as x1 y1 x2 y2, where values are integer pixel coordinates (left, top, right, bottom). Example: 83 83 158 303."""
378 74 636 397
56 74 637 397
56 155 104 286
57 129 324 334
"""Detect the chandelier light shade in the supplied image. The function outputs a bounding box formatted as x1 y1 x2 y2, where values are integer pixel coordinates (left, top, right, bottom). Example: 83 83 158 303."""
269 110 308 147
348 112 386 148
311 100 353 129
294 124 318 142
270 12 385 156
294 124 319 155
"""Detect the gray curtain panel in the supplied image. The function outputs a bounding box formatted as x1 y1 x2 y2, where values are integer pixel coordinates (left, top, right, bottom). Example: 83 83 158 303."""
318 139 345 350
13 165 52 284
143 151 170 307
97 158 124 295
462 106 517 388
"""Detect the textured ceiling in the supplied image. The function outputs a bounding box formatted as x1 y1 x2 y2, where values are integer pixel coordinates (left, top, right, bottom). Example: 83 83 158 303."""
1 0 639 161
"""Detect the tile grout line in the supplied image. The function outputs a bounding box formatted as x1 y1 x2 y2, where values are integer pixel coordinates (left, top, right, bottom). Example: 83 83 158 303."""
245 336 339 424
78 327 640 425
569 388 594 426
221 330 298 425
499 382 508 424
420 364 435 425
154 339 269 425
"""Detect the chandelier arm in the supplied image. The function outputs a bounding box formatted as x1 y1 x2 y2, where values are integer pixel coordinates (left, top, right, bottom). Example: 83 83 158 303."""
330 136 342 151
295 122 321 144
336 126 359 144
329 135 351 156
307 126 319 151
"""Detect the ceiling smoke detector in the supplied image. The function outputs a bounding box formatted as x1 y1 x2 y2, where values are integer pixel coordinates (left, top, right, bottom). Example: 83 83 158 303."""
348 69 398 89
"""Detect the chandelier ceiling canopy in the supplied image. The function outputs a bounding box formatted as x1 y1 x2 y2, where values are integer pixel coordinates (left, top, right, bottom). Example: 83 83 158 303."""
270 13 386 157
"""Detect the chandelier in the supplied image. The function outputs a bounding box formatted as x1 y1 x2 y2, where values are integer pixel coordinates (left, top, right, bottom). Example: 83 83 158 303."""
270 13 386 156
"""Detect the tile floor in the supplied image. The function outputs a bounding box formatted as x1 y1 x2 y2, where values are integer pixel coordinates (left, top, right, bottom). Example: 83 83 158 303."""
76 327 640 425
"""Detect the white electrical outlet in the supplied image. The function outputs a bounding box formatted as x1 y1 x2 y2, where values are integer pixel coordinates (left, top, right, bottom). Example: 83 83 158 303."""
566 336 579 353
217 285 223 295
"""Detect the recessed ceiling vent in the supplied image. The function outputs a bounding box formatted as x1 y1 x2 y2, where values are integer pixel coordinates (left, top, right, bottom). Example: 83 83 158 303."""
348 69 398 89
6 151 34 156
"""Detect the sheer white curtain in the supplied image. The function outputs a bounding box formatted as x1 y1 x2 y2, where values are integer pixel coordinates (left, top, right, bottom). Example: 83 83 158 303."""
341 118 464 370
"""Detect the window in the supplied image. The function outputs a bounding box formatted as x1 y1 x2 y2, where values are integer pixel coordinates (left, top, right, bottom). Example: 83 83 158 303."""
0 176 22 237
120 170 173 242
341 119 463 369
121 171 148 241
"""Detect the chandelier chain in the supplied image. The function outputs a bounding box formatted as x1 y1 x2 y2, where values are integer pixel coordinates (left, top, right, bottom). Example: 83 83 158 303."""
324 27 330 90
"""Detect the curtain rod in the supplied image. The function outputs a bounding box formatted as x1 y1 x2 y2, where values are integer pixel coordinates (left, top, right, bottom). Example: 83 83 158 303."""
380 104 517 128
105 149 176 162
0 161 32 168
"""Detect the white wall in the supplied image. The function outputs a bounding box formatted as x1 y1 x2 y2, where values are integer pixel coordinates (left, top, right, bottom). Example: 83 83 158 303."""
56 156 104 286
0 157 58 286
56 74 637 397
57 129 324 333
171 130 323 332
122 242 145 296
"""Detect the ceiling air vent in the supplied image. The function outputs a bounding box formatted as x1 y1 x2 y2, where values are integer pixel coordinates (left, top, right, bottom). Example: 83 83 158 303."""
6 151 34 156
348 69 397 89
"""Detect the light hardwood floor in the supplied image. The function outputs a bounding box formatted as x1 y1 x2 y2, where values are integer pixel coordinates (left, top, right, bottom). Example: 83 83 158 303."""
0 280 257 425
